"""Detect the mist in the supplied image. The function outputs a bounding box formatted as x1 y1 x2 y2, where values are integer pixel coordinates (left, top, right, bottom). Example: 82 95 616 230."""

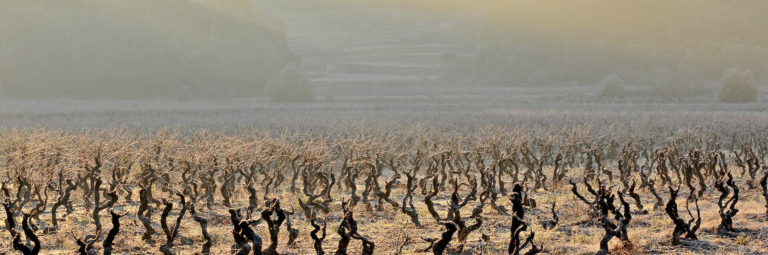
0 0 766 130
0 0 295 98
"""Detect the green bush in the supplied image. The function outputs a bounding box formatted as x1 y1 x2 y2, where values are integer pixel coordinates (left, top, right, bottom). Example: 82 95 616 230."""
719 68 758 102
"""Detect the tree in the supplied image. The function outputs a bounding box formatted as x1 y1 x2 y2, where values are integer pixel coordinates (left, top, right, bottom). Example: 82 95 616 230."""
719 68 758 102
266 63 315 102
599 73 626 98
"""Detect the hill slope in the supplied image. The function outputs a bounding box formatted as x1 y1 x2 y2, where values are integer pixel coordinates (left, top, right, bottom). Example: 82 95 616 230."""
0 0 296 98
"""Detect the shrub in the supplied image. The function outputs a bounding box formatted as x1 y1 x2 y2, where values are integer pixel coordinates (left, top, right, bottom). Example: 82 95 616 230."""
600 73 626 97
266 64 315 102
719 68 758 102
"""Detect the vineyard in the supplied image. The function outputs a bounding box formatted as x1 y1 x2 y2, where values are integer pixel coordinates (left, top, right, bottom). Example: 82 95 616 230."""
0 124 767 255
3 0 768 254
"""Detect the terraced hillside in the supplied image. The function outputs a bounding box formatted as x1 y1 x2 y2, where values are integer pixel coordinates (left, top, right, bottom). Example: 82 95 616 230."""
256 0 768 103
255 1 484 98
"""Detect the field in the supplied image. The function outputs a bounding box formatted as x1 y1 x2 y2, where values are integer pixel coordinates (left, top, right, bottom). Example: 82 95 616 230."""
1 97 768 255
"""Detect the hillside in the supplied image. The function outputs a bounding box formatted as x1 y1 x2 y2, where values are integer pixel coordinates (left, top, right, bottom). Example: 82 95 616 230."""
257 0 767 101
0 0 296 98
